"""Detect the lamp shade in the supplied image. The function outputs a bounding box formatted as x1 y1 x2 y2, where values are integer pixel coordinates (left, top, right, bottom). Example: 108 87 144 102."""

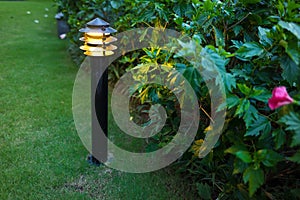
79 18 117 57
79 36 117 45
80 44 117 52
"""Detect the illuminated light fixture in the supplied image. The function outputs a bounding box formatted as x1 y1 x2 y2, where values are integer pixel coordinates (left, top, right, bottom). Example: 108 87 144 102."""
84 51 115 57
79 18 117 166
79 18 117 56
80 44 117 52
79 36 117 45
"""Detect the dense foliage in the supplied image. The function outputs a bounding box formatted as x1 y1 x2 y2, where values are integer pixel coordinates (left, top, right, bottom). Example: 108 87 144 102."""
55 0 300 198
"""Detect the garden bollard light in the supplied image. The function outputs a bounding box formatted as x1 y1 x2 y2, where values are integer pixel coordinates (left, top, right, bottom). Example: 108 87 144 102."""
79 18 117 165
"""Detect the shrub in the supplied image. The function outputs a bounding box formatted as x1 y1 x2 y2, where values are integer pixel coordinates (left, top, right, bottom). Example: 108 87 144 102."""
55 0 300 198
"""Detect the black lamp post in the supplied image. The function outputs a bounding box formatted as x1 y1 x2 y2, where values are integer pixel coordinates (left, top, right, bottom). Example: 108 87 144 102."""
79 18 117 165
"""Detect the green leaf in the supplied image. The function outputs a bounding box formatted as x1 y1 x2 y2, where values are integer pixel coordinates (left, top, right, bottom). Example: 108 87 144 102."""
196 183 211 200
235 99 250 118
233 158 249 174
201 47 233 91
272 129 286 150
256 149 283 167
225 144 247 154
258 27 273 46
231 40 243 48
110 1 122 9
143 48 155 59
174 63 186 73
233 26 243 36
292 132 300 147
236 42 265 60
280 55 300 86
243 105 258 128
200 47 227 87
236 151 252 163
224 73 236 92
285 41 300 65
213 26 225 47
291 189 300 199
192 33 205 44
243 167 264 197
249 88 263 97
226 95 240 109
237 83 251 96
173 2 191 17
276 1 285 17
177 40 198 58
279 112 300 147
203 47 228 72
240 0 261 5
203 0 214 11
287 151 300 164
278 21 300 40
245 115 271 137
183 66 202 97
251 89 271 103
231 67 251 81
283 112 300 131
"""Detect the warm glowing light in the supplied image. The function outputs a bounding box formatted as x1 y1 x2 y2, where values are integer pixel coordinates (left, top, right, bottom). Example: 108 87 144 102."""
79 18 117 57
84 51 114 56
80 36 117 45
80 44 117 52
86 32 110 37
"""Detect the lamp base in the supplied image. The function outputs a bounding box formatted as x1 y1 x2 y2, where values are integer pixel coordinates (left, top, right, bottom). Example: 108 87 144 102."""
87 154 102 166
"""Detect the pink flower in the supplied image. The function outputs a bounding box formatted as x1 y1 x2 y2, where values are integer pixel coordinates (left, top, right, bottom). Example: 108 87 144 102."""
268 86 294 110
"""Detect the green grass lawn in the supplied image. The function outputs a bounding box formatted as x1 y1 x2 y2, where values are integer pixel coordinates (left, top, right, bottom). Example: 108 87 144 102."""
0 0 196 199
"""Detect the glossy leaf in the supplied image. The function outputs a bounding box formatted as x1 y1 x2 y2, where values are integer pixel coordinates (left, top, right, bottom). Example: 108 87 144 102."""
272 129 286 150
280 55 300 86
285 41 300 65
236 42 265 60
245 115 271 137
226 95 240 109
251 89 271 103
256 149 283 167
225 144 247 154
237 83 252 96
231 40 243 49
196 183 211 200
233 158 249 174
287 151 300 164
224 73 237 92
235 98 250 118
240 0 261 5
236 150 252 163
243 104 258 128
278 21 300 40
243 167 264 197
258 27 273 46
213 26 225 47
279 112 300 147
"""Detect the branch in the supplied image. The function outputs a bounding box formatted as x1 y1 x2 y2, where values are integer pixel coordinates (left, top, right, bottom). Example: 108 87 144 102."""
228 12 251 31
